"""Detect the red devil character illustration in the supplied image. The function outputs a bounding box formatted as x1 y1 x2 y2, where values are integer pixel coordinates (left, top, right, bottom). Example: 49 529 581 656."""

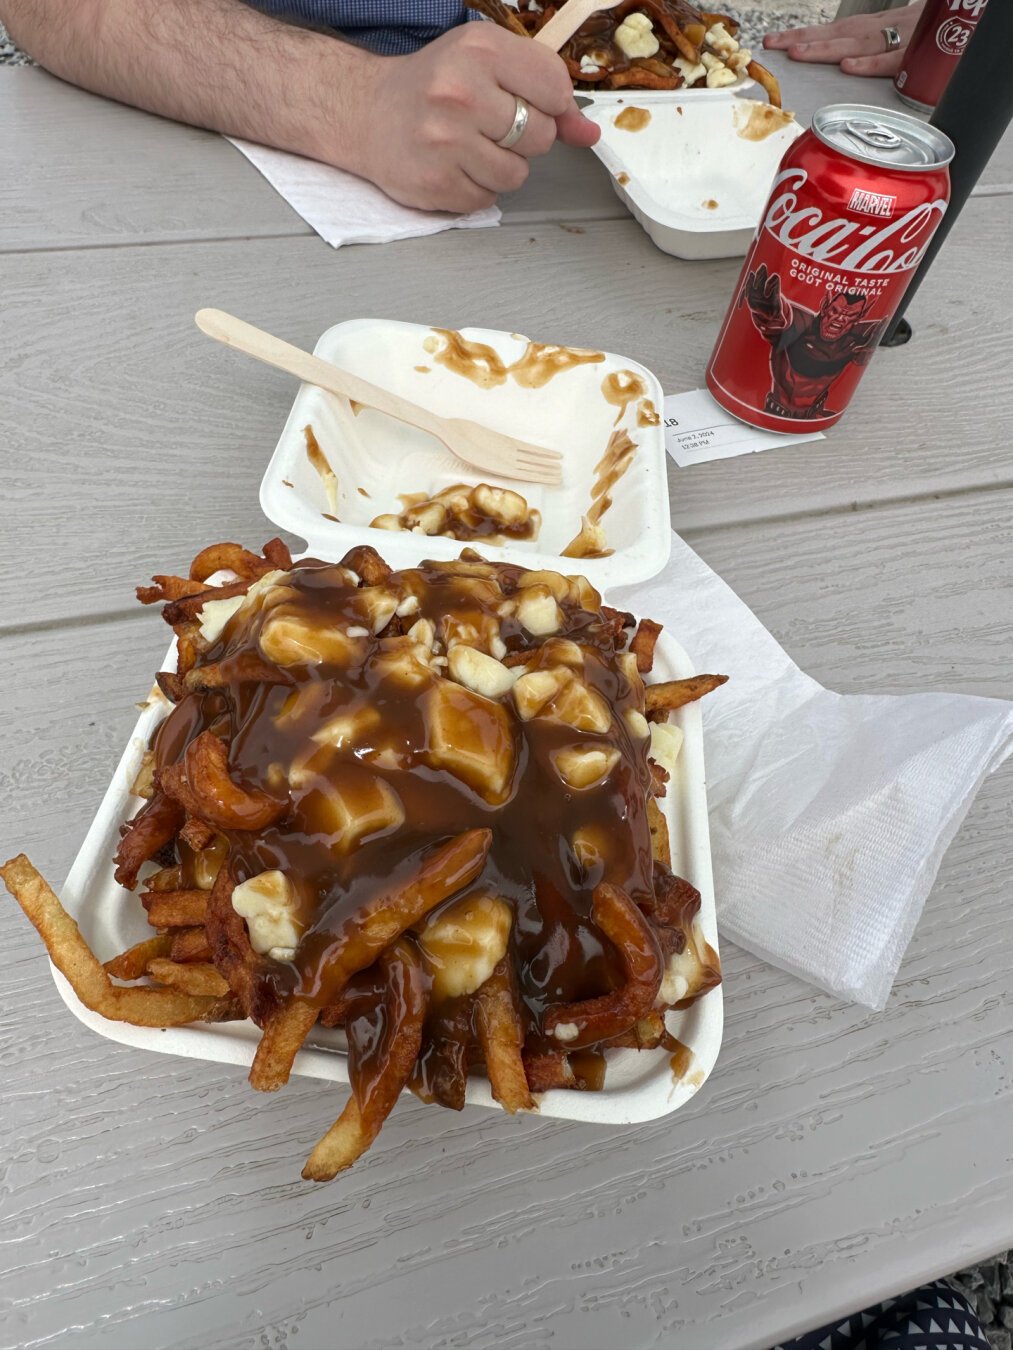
743 264 889 419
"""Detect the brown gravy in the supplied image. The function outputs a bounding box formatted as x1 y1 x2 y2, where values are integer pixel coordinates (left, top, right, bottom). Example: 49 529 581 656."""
737 103 795 142
614 107 651 132
152 556 656 1041
431 329 605 391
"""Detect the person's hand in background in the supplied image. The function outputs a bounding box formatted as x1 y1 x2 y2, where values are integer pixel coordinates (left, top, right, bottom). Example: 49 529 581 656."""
763 1 924 77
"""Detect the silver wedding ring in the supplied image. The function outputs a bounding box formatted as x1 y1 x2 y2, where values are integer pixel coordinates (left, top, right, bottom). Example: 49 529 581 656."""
496 96 530 150
882 25 902 51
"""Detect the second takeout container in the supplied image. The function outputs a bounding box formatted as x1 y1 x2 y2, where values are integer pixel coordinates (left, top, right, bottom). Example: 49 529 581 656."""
53 318 723 1128
585 95 804 260
260 319 671 590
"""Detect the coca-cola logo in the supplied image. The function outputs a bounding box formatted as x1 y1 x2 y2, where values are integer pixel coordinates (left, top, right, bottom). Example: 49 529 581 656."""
762 168 947 275
936 16 973 54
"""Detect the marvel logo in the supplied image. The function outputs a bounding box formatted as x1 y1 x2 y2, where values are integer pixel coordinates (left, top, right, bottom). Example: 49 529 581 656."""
848 187 897 217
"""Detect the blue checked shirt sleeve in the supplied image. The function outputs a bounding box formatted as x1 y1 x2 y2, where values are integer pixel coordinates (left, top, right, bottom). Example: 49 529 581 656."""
244 0 481 54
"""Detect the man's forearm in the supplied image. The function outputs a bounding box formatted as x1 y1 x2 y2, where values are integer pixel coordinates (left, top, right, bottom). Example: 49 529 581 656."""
0 0 378 171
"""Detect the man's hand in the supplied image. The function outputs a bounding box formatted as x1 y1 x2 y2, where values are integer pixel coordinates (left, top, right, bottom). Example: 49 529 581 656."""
745 264 783 322
0 0 598 216
355 24 600 213
763 1 923 77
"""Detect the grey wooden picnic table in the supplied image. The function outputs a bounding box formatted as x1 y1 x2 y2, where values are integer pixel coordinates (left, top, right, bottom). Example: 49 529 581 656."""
1 47 1011 1350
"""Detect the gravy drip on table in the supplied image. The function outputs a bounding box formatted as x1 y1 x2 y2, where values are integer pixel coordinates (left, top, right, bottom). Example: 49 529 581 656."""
151 556 656 1051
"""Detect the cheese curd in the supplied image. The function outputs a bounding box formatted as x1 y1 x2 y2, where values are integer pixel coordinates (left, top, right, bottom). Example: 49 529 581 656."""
231 870 303 962
614 12 660 58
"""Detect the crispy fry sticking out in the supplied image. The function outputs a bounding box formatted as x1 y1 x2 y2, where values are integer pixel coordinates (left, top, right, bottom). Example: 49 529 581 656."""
543 882 663 1049
644 673 728 718
1 855 236 1026
188 541 279 583
746 59 782 108
476 956 536 1114
113 792 184 890
630 618 663 674
250 999 319 1092
304 940 429 1179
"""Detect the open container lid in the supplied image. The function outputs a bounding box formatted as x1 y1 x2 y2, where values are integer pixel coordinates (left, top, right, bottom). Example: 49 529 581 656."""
258 319 672 590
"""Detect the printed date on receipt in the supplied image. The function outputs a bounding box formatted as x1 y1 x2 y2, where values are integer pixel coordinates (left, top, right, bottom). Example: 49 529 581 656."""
664 389 824 468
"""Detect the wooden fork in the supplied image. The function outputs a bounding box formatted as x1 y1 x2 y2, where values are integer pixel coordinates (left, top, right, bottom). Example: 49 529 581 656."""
195 310 564 487
533 0 625 51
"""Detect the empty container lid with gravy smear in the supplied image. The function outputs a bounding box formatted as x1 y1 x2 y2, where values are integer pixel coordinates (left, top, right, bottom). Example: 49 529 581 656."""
259 318 671 589
585 96 805 260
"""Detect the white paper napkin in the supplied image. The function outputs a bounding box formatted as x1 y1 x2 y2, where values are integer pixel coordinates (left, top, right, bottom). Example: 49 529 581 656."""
227 138 501 247
613 533 1013 1010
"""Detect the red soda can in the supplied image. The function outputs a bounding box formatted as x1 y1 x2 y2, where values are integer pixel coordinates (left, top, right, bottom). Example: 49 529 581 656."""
706 105 953 433
895 0 988 113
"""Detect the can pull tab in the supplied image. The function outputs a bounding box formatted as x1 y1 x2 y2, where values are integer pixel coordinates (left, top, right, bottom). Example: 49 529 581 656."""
842 118 904 151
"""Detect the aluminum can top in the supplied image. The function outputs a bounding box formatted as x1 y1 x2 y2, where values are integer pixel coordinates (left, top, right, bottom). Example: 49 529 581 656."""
813 103 955 171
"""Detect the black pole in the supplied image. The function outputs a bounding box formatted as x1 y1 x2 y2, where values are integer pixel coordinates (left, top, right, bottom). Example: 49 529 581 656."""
881 0 1013 347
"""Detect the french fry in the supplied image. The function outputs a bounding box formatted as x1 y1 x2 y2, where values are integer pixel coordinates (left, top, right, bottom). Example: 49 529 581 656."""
523 1050 576 1093
304 941 428 1180
644 674 728 718
113 792 184 890
137 575 209 605
249 1000 319 1092
178 816 216 852
262 537 293 570
161 577 251 627
155 671 186 703
204 861 276 1025
1 855 234 1026
104 934 173 980
647 796 672 868
475 957 536 1114
182 651 292 692
188 541 277 583
308 829 492 1007
142 890 208 928
170 926 213 964
146 959 230 997
630 618 663 675
543 883 663 1048
338 545 392 585
747 59 782 109
161 731 286 832
144 864 184 892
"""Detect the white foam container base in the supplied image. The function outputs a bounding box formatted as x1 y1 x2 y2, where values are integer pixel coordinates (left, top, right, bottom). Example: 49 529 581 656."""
580 74 754 106
586 96 804 260
57 601 721 1126
259 319 671 591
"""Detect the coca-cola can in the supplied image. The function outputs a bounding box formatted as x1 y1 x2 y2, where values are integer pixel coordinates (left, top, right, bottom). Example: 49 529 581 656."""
705 105 954 434
895 0 988 113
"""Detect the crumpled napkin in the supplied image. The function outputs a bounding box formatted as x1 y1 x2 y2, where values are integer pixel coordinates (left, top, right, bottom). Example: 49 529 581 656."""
227 138 501 247
613 532 1013 1009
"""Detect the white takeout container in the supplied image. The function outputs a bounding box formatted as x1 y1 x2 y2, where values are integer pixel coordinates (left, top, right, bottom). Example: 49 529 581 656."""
58 621 721 1124
260 319 671 591
51 317 722 1130
586 95 804 260
580 73 754 106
